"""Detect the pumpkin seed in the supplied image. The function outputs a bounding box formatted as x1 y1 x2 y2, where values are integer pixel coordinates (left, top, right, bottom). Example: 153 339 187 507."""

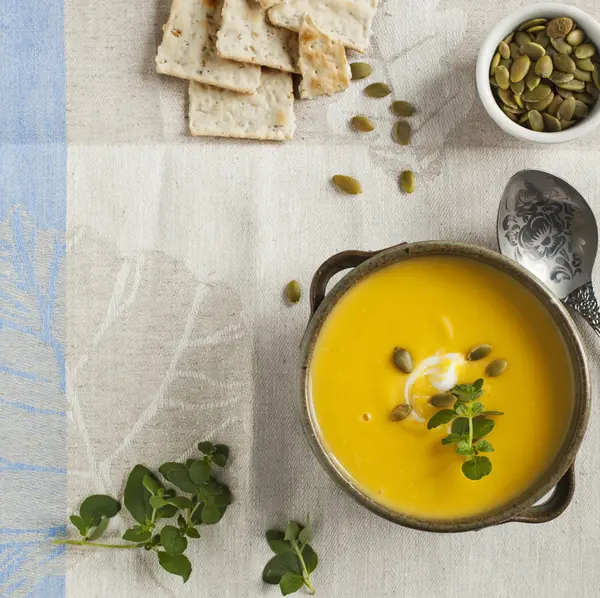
391 101 415 117
557 96 576 121
486 359 508 377
498 87 518 109
557 78 586 91
594 68 600 90
510 79 525 95
546 94 563 116
500 58 513 70
519 18 547 31
528 110 544 131
351 115 375 132
525 69 541 90
553 53 576 73
542 112 562 132
393 121 411 145
522 84 551 102
535 55 553 78
573 68 592 82
514 94 524 109
495 65 510 89
429 393 456 408
503 109 518 122
332 175 362 195
550 37 573 55
400 170 415 194
490 76 499 88
546 17 574 39
350 62 372 80
535 31 550 49
467 344 492 361
560 119 576 129
508 42 521 60
573 100 589 119
576 58 596 72
575 43 596 59
526 91 555 112
585 82 599 99
511 55 531 82
515 31 533 47
503 32 515 45
393 348 413 374
365 82 391 97
549 70 574 84
499 41 511 60
556 86 574 98
518 111 530 125
526 25 546 34
567 29 585 46
502 104 523 114
520 42 546 60
575 91 595 105
285 280 301 304
490 52 501 75
391 404 412 422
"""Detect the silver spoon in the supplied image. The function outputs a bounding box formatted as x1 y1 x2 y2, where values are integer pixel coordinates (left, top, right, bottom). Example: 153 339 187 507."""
497 169 599 337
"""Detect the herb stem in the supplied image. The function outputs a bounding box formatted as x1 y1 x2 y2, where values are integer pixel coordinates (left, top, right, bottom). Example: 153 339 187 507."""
187 498 202 527
52 539 140 549
468 413 474 449
292 540 315 595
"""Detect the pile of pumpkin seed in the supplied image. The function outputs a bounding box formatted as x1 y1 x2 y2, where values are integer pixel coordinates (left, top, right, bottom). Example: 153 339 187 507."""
490 16 599 132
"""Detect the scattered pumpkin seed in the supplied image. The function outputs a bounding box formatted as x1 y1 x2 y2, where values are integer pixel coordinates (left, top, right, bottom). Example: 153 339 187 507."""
567 29 585 46
499 41 511 60
486 359 508 377
525 69 541 90
511 55 531 82
535 55 553 78
542 112 562 131
553 53 576 73
400 170 415 194
528 110 545 131
519 18 548 31
285 280 301 304
393 348 413 374
575 43 596 59
467 344 492 361
332 175 362 195
351 115 375 132
364 82 391 98
495 65 511 89
549 70 574 85
576 57 596 72
510 79 525 95
393 121 411 145
557 96 576 121
546 17 574 39
391 101 415 117
390 404 412 422
429 393 456 408
520 42 546 60
573 100 589 119
550 37 573 55
546 94 563 116
350 62 372 80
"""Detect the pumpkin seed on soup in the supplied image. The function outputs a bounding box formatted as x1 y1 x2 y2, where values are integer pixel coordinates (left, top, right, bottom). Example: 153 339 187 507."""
400 170 415 194
467 344 492 361
392 348 413 373
429 393 456 408
350 62 372 80
351 115 375 132
391 101 415 117
390 404 412 422
332 175 362 195
486 359 508 377
365 82 391 97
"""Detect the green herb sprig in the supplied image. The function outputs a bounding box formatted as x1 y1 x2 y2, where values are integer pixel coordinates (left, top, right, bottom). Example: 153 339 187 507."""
263 517 318 595
53 441 231 582
427 379 503 480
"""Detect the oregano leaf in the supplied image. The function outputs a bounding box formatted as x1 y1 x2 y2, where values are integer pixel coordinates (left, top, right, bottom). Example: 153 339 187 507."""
149 496 168 509
160 526 187 556
456 441 475 457
197 441 214 455
69 515 87 537
189 460 211 485
86 516 110 541
124 465 155 525
302 544 318 573
462 456 492 480
451 417 469 436
122 527 152 543
475 439 494 453
80 495 121 526
157 552 192 583
280 572 304 595
472 417 495 439
266 530 293 554
166 496 194 510
284 522 300 542
142 475 162 496
298 517 312 545
427 409 457 429
262 553 302 584
200 503 222 525
158 463 197 493
185 527 200 539
441 433 463 445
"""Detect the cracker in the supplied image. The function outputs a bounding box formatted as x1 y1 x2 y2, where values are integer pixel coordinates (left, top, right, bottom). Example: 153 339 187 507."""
189 69 296 140
216 0 299 73
156 0 261 94
299 15 350 98
268 0 377 52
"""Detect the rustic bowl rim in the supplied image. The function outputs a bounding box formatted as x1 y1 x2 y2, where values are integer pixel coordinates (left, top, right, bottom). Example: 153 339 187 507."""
476 3 600 144
299 241 590 532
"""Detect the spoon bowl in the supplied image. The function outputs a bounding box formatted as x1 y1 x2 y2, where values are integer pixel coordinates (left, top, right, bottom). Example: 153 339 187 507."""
498 169 599 336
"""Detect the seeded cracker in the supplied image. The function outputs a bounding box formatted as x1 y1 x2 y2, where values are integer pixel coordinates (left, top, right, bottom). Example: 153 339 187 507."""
216 0 299 73
299 15 350 98
268 0 377 52
156 0 260 94
189 70 296 140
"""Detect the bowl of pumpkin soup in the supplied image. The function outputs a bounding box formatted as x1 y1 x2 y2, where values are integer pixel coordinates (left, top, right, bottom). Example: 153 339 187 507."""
300 242 590 532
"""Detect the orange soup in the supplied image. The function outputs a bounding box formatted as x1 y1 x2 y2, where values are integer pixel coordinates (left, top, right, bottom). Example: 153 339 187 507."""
309 256 573 520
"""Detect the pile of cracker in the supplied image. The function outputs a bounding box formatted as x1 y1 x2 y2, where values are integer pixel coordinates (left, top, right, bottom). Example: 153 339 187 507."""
155 0 378 141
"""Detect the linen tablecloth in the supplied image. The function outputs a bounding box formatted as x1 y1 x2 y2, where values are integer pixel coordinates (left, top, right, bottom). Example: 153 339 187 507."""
1 0 599 596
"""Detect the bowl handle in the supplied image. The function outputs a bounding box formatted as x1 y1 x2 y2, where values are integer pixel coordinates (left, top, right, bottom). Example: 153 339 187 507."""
509 465 575 524
309 250 376 317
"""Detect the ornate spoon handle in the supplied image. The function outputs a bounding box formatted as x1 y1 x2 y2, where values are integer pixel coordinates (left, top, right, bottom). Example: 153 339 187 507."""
565 282 600 338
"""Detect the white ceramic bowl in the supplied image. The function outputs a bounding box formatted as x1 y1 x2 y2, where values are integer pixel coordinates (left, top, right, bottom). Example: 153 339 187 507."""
477 3 600 143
